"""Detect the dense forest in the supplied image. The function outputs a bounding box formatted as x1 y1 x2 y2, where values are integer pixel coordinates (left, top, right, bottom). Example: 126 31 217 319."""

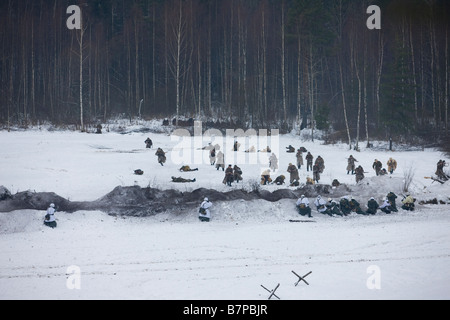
0 0 449 143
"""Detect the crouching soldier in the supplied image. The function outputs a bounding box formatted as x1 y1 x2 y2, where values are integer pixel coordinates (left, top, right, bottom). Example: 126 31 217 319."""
273 175 285 185
379 198 392 214
366 197 379 215
401 194 416 211
199 197 212 222
329 200 343 216
339 197 352 216
314 195 327 215
44 203 57 229
296 195 312 218
387 192 398 212
261 169 272 185
349 197 365 215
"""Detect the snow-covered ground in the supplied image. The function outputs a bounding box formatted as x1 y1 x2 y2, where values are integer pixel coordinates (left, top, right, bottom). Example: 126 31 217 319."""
1 123 449 300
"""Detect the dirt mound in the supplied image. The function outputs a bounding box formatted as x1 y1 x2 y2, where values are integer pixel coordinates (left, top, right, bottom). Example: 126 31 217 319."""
0 184 354 217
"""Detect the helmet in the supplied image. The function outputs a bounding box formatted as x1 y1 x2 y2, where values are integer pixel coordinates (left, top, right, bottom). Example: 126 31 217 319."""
204 197 209 202
50 203 55 208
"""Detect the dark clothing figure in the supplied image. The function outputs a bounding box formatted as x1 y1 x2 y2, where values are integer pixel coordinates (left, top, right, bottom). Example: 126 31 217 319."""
145 138 153 148
313 164 320 183
366 198 379 215
355 165 365 183
224 165 234 186
172 176 196 183
273 175 285 185
332 179 340 187
329 200 343 216
233 141 240 151
387 192 398 212
372 159 382 176
287 163 300 184
349 198 365 215
347 155 358 175
209 148 216 166
315 156 325 173
305 152 314 171
233 165 243 183
155 148 166 166
436 160 449 181
96 124 103 134
134 169 144 175
339 198 351 216
286 145 295 153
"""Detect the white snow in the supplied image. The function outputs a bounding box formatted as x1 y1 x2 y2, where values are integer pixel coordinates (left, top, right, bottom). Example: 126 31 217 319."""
1 123 449 300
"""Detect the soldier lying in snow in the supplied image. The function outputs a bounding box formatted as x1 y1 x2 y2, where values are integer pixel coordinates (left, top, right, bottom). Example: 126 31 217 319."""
171 176 196 183
179 165 199 172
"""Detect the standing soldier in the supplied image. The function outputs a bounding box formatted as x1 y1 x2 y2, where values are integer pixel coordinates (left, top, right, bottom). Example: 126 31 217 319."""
233 165 243 183
223 165 234 186
347 155 358 175
215 151 225 171
355 165 365 183
145 137 153 148
313 163 321 184
315 156 325 173
435 160 449 181
296 149 304 169
386 192 398 212
209 148 216 166
305 152 314 172
387 158 397 174
269 153 278 172
155 148 167 166
372 159 382 176
287 163 300 184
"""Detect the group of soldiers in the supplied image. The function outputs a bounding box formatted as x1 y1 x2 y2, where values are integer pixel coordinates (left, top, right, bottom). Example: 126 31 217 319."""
347 156 398 183
296 191 416 218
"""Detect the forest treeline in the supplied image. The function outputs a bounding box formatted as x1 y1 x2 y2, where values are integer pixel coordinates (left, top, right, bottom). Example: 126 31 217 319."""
0 0 449 144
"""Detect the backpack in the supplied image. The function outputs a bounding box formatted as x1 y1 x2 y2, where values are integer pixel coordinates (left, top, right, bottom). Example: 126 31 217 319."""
199 207 206 215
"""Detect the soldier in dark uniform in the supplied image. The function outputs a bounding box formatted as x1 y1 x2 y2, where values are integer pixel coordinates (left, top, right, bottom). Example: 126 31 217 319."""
172 176 196 183
155 148 166 166
223 165 234 186
233 165 243 183
305 152 314 171
339 197 351 216
355 165 365 183
349 197 365 215
386 192 398 212
145 137 153 148
366 197 379 215
372 159 382 176
273 175 285 185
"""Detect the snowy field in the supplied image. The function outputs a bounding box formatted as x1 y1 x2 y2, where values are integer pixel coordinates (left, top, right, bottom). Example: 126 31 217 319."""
1 123 450 300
